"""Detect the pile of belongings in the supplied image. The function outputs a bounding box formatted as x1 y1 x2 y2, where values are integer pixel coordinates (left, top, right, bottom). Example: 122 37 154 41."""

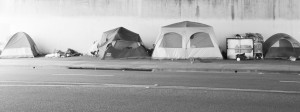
65 48 82 57
236 53 247 61
45 50 65 58
244 33 264 43
88 41 100 57
235 33 264 41
45 48 82 58
289 56 296 61
246 33 264 60
245 33 264 60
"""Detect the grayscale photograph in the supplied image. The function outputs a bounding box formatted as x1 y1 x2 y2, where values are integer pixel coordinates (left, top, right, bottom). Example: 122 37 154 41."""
0 0 299 112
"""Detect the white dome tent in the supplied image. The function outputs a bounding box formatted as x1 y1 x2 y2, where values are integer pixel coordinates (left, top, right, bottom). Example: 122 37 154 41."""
0 32 40 58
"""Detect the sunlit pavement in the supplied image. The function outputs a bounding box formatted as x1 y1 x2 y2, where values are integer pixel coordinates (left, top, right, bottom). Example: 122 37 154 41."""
1 57 300 74
0 67 300 112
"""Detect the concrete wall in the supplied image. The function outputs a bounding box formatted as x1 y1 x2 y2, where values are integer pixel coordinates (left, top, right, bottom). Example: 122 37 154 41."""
0 0 299 53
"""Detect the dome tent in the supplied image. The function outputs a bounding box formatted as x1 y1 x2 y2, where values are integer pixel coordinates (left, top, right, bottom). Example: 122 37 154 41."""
263 33 300 59
0 32 40 58
152 21 223 59
97 27 149 59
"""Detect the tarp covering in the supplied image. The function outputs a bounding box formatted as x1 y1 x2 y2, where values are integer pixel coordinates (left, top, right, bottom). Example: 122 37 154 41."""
0 32 39 58
263 33 300 59
65 48 82 57
152 21 223 59
97 27 149 59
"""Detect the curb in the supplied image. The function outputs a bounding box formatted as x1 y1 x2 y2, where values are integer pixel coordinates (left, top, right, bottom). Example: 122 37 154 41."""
0 65 69 69
68 66 300 74
68 67 153 71
154 68 300 74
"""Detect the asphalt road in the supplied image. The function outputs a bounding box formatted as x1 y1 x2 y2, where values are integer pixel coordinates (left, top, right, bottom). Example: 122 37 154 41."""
0 67 300 112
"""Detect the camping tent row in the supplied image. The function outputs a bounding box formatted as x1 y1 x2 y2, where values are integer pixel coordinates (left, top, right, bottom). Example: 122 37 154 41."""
2 21 300 59
91 21 223 60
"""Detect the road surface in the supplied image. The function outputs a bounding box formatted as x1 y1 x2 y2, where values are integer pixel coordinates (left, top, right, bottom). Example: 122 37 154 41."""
0 67 299 112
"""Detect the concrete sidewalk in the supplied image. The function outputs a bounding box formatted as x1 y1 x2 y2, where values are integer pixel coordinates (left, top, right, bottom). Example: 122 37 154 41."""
0 56 300 74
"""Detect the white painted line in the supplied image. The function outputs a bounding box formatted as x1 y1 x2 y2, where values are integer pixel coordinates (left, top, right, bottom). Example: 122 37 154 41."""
258 72 264 74
172 86 300 94
0 85 78 87
0 81 99 85
1 81 299 94
280 81 300 83
103 84 300 94
104 84 155 88
52 74 114 77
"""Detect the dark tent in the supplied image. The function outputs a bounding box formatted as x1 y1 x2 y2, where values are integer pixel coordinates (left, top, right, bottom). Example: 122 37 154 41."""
97 27 149 59
263 33 300 59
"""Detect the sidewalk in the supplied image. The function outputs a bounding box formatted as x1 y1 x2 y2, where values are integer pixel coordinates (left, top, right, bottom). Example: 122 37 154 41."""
0 56 300 74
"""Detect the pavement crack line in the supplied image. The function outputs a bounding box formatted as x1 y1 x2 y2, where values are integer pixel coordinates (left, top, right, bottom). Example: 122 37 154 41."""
0 81 299 94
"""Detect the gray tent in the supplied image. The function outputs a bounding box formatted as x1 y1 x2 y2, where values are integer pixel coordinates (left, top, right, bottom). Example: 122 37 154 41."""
263 33 300 59
1 32 39 58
